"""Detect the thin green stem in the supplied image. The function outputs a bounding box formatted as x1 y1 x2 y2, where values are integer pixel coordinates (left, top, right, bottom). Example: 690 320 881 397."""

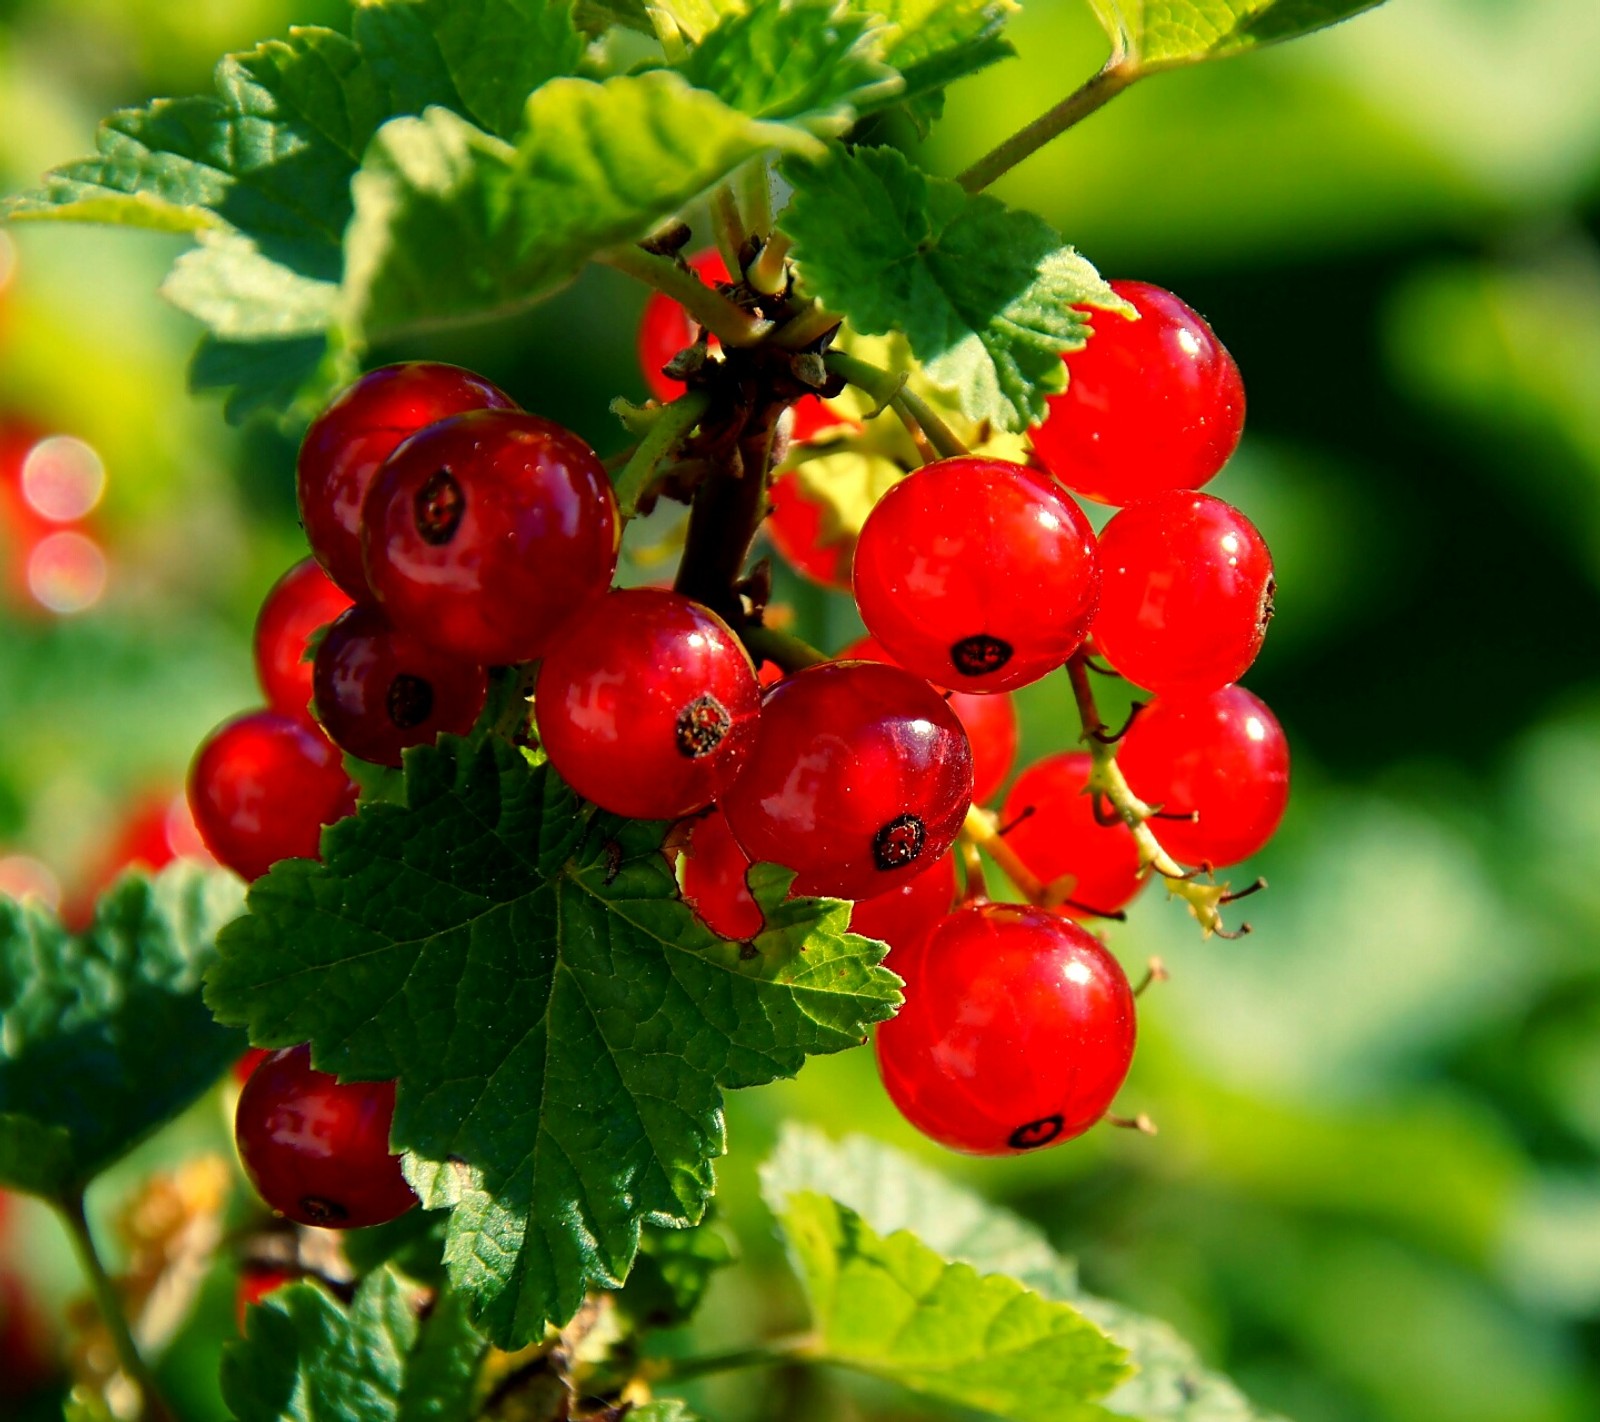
748 232 793 299
56 1193 174 1422
955 61 1136 193
825 351 965 458
821 350 906 412
741 624 829 673
600 247 772 348
711 185 747 277
773 299 840 350
890 389 967 461
646 1334 817 1384
612 391 710 518
739 161 775 246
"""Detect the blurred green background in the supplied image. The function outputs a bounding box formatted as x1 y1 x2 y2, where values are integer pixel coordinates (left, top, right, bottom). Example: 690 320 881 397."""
4 0 1600 1418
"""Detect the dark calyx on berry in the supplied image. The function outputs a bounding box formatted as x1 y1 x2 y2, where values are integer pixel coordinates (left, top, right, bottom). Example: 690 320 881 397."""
674 694 732 758
950 634 1013 677
386 673 434 729
873 813 927 870
414 469 464 545
1007 1115 1067 1150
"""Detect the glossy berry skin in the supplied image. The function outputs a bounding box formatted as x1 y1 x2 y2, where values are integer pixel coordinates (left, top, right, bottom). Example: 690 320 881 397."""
313 605 488 768
235 1045 417 1230
999 752 1144 918
1117 684 1288 867
842 636 1018 804
535 590 760 820
298 363 515 600
853 458 1100 694
254 558 355 721
1093 491 1273 695
234 1047 272 1084
681 808 955 954
637 249 731 402
720 661 972 900
363 410 618 666
1030 280 1245 506
188 711 357 881
876 902 1136 1155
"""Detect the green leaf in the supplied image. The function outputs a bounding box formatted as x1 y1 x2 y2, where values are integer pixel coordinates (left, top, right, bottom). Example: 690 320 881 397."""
678 1 902 135
343 1210 451 1287
781 144 1126 429
615 1218 737 1331
222 1269 487 1422
764 1127 1283 1421
646 0 750 43
632 1404 703 1422
1088 0 1388 70
341 74 823 346
0 865 245 1198
206 737 900 1349
771 1189 1128 1419
863 0 1019 132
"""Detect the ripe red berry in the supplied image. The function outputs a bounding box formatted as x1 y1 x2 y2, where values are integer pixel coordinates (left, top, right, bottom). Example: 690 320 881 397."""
535 589 760 821
254 558 354 722
235 1045 417 1230
766 472 852 590
680 808 955 954
236 1263 299 1330
187 711 357 881
234 1047 272 1084
312 605 488 768
842 636 1018 804
1092 491 1273 694
852 457 1099 693
998 752 1144 918
720 661 972 900
1030 280 1245 506
1116 685 1289 867
637 250 730 402
876 902 1136 1155
298 363 515 600
362 409 618 667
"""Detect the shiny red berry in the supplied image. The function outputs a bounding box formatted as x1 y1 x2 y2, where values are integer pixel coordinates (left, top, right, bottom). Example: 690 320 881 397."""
842 636 1018 804
254 558 354 721
876 902 1136 1155
234 1047 272 1084
1116 685 1289 867
312 605 488 768
235 1045 417 1230
187 712 357 881
1092 491 1273 695
998 752 1144 918
1030 280 1245 506
362 410 619 666
852 457 1099 693
637 250 730 402
298 363 515 600
720 661 972 900
680 808 955 954
535 589 760 820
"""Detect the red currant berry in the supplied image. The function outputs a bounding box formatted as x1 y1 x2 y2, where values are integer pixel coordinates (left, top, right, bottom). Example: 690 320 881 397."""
235 1047 272 1084
767 472 853 590
1116 684 1288 867
999 752 1144 918
236 1263 299 1330
298 363 515 600
535 589 760 820
842 636 1018 804
363 410 618 666
312 605 488 768
848 852 957 955
1092 491 1273 695
0 1269 52 1400
1030 280 1245 506
235 1045 417 1230
852 457 1099 693
637 250 730 402
876 902 1136 1155
788 396 848 445
720 661 972 900
188 711 357 881
254 558 354 722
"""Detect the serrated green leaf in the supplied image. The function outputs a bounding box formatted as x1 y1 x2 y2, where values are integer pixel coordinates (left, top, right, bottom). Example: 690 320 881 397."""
764 1127 1283 1421
647 0 750 43
343 1209 451 1287
341 73 823 346
0 865 245 1198
222 1269 486 1422
773 1188 1128 1420
1088 0 1388 70
206 737 900 1349
781 144 1125 429
615 1218 737 1331
678 1 901 135
163 231 341 340
863 0 1019 133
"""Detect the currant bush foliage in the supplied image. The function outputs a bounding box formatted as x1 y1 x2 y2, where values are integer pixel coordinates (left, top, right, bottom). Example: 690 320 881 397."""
206 736 899 1347
0 865 244 1199
1088 0 1387 69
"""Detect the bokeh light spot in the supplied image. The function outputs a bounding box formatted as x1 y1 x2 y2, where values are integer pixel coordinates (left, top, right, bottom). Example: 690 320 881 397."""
22 436 107 522
28 531 108 614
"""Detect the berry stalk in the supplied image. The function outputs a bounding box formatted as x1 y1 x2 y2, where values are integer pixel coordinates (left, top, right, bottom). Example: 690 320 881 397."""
601 246 772 347
612 391 710 517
